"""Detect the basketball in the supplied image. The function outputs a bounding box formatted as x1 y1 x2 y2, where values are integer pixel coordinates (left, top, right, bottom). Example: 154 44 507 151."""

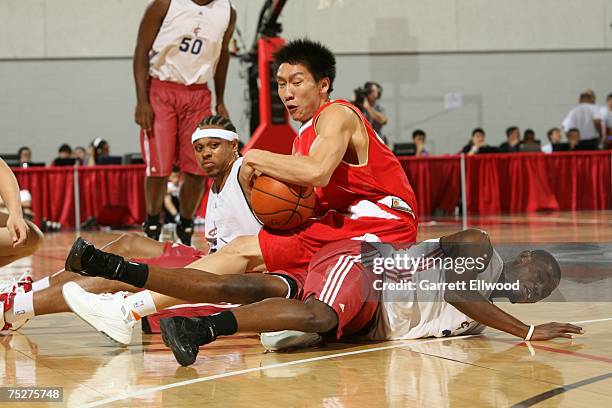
251 175 316 230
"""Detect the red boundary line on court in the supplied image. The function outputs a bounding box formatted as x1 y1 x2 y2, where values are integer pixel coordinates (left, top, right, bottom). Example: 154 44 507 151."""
489 337 612 364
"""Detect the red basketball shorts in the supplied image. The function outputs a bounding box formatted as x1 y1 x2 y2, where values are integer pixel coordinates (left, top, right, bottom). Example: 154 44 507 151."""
140 78 212 177
301 240 380 339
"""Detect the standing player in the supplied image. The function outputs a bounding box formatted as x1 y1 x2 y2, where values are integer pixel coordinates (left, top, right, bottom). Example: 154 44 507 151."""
62 38 419 352
135 0 236 245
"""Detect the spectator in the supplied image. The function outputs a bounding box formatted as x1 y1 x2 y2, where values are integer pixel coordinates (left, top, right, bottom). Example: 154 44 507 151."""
52 144 74 166
361 81 388 137
562 92 602 149
412 130 429 157
18 146 32 166
73 146 87 165
603 93 612 149
163 167 181 224
499 126 521 153
88 138 110 165
541 128 562 153
567 128 580 150
462 128 488 155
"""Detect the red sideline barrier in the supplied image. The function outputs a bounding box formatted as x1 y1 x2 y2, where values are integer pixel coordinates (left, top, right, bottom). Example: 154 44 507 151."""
11 151 611 228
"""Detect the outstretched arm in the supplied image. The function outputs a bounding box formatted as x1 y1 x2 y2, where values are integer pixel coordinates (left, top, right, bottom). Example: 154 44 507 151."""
441 229 583 340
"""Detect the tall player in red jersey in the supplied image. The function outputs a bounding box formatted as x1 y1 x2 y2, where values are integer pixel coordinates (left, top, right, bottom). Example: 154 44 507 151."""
64 39 419 365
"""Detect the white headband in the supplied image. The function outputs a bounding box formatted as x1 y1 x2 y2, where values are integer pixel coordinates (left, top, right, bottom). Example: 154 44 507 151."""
191 128 239 144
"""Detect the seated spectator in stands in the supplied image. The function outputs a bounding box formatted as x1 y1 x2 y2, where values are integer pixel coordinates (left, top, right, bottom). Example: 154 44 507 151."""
604 93 612 149
73 146 87 165
163 167 182 224
520 128 541 152
567 128 580 150
562 92 601 149
461 128 488 155
52 144 75 166
412 129 429 157
499 126 521 153
541 128 562 153
87 138 120 165
18 146 32 166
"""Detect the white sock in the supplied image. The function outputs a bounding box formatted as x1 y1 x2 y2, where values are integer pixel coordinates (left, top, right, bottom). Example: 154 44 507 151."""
32 277 50 292
124 290 157 318
6 291 35 323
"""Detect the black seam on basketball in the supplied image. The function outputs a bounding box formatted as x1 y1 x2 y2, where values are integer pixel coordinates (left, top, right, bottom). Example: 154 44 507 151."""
252 185 315 210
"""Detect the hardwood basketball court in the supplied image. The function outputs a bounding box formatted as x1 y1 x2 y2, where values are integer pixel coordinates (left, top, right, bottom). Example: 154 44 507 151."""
1 211 610 407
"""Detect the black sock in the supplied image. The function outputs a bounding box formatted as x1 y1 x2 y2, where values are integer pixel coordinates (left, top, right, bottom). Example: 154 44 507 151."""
118 261 149 288
146 214 160 225
179 216 193 227
207 311 238 337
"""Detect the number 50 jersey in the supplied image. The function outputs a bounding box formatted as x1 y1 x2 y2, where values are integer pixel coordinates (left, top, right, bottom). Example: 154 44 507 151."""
149 0 232 85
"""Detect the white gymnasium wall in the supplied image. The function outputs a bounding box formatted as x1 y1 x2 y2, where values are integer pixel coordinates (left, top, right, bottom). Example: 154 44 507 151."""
1 0 611 161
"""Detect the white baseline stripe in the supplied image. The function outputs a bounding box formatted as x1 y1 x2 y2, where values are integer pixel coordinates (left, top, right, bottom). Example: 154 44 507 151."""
79 335 475 408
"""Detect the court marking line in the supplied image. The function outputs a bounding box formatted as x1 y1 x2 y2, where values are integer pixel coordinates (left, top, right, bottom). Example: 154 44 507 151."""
79 318 612 407
510 371 612 407
79 335 477 408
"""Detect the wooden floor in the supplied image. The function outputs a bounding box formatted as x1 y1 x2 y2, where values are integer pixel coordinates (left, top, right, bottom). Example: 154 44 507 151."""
1 211 611 407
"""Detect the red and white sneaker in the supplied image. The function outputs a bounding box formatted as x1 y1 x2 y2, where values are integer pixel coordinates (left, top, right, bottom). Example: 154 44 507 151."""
0 272 34 333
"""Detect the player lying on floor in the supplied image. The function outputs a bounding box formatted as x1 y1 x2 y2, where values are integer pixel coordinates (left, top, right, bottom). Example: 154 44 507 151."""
0 115 264 339
64 228 583 366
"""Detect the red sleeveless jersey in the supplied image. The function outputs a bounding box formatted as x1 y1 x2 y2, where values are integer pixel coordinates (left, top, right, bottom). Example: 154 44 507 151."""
293 99 417 217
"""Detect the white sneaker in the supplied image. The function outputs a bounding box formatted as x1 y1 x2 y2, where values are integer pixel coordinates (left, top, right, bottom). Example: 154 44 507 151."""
62 282 137 346
260 330 323 351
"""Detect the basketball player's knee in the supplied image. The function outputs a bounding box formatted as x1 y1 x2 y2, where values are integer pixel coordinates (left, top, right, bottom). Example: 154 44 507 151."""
109 233 140 256
302 300 337 333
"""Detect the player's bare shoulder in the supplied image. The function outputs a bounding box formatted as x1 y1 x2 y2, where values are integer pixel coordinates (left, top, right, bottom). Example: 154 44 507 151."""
316 103 361 134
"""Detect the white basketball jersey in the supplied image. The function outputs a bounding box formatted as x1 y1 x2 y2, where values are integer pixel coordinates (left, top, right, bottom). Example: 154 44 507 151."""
366 239 504 340
149 0 231 85
205 158 262 252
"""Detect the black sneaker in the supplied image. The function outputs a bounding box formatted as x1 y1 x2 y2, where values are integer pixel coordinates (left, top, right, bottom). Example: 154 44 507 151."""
159 316 216 366
143 220 161 241
65 237 126 279
176 219 194 246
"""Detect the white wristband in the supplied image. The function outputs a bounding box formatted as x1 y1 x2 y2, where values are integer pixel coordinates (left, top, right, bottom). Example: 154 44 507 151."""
525 324 535 341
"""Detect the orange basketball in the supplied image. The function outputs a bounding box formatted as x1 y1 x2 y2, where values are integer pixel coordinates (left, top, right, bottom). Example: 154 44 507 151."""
251 175 316 230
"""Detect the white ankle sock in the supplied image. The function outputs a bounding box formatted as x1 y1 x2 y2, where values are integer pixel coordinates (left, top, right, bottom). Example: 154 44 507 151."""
6 291 35 323
125 290 157 318
32 277 50 292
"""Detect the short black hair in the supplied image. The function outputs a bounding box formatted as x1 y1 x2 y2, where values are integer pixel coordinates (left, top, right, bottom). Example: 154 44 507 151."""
412 129 426 139
18 146 31 156
58 143 72 154
531 249 561 287
506 126 519 137
567 127 580 134
546 127 560 139
197 114 236 132
472 128 485 136
607 93 612 101
274 38 336 94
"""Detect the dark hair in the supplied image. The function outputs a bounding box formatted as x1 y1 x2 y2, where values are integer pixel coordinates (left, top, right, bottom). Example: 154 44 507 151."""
412 129 426 139
197 115 237 132
607 93 612 101
506 126 519 137
18 146 31 156
546 128 560 139
274 38 336 94
531 250 561 287
567 127 580 135
472 128 485 136
364 81 383 98
58 143 72 154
